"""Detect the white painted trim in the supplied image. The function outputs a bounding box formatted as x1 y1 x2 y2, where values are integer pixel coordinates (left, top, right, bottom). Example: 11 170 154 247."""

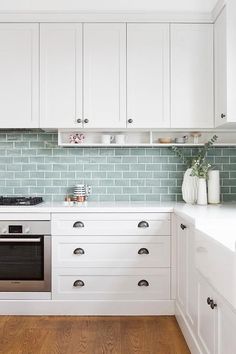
175 302 202 354
0 300 175 315
0 11 213 23
212 0 226 22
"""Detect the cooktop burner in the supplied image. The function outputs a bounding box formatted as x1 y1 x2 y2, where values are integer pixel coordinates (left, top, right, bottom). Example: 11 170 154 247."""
0 196 43 206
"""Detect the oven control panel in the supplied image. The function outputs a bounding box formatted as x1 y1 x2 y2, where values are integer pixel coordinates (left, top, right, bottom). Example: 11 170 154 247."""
0 221 50 235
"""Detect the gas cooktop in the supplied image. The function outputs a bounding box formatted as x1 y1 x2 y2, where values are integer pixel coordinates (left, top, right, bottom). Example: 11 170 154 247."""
0 196 43 206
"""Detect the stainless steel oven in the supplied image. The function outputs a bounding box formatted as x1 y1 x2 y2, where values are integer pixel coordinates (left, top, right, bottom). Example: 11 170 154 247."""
0 221 51 292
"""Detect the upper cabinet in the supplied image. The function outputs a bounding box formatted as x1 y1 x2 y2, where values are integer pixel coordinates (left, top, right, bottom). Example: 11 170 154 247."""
0 24 39 128
214 2 236 127
171 24 214 129
40 24 83 129
83 24 126 129
127 24 170 129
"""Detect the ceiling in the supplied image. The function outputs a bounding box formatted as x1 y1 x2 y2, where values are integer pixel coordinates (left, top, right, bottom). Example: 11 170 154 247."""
0 0 219 13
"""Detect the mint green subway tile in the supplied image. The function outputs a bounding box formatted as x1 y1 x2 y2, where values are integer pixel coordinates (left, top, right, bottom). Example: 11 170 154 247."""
45 187 61 194
0 172 13 179
54 149 69 156
138 172 152 178
122 187 138 194
138 157 152 163
100 148 115 156
153 171 169 179
7 164 21 171
23 133 37 141
0 134 6 141
0 180 5 186
37 180 52 187
44 172 60 178
92 187 107 194
168 156 182 163
160 148 173 156
115 179 129 186
177 195 184 202
69 164 84 171
115 164 130 171
30 141 45 149
52 179 66 186
131 179 145 186
88 195 100 202
152 187 168 194
215 157 230 163
100 164 114 172
153 157 169 163
92 172 107 179
85 179 99 186
115 195 130 202
115 148 130 156
14 142 30 149
138 187 152 194
146 179 161 186
146 164 161 171
221 187 230 193
6 180 21 187
106 187 122 194
84 148 100 156
123 172 138 178
53 164 67 171
21 149 37 156
169 187 182 194
130 148 145 156
161 179 177 187
107 157 122 163
15 172 30 179
207 148 222 156
0 142 14 148
6 149 21 156
176 164 186 171
223 164 236 171
161 194 177 202
122 157 138 163
130 195 145 202
0 187 14 194
90 157 107 164
14 157 29 164
22 164 36 171
36 149 53 156
61 172 75 179
131 164 145 171
169 172 184 179
223 179 236 186
107 171 122 179
223 148 236 156
38 133 54 141
0 157 13 163
146 149 161 156
223 194 236 202
75 172 91 179
99 195 115 202
38 164 52 171
145 194 161 201
14 187 29 195
100 179 115 186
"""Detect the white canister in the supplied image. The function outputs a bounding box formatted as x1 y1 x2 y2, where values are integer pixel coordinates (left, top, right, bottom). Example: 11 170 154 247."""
101 135 112 144
208 170 220 204
115 134 126 145
197 178 208 206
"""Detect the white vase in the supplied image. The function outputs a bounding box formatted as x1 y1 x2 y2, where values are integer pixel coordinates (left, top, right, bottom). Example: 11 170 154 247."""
197 178 208 205
208 170 220 204
182 168 198 204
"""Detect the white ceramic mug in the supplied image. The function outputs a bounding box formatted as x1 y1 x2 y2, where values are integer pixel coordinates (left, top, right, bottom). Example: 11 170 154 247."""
102 135 112 144
115 134 126 145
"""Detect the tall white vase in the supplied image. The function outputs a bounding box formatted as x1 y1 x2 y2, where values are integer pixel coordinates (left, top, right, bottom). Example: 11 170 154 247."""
208 170 220 204
197 178 208 205
182 168 198 204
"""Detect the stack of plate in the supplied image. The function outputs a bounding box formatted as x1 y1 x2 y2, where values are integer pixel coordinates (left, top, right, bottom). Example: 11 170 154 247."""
74 184 87 197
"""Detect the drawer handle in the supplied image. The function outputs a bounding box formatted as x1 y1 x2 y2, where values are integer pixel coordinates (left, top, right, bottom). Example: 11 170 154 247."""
73 248 85 255
73 280 85 288
180 224 187 230
138 221 149 228
73 221 84 228
138 248 149 255
138 280 149 287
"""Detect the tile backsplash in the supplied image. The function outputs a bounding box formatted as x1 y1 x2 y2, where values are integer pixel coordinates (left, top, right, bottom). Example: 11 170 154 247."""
0 131 235 202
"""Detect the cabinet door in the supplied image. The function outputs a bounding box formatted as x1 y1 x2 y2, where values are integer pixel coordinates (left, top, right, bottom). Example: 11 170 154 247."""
217 298 236 354
197 274 217 354
84 23 126 128
127 24 170 128
176 217 187 312
40 24 83 128
215 7 227 127
0 24 39 128
171 24 214 128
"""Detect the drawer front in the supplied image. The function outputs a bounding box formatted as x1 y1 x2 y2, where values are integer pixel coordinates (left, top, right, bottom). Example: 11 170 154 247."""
52 213 171 236
52 268 170 300
53 236 170 268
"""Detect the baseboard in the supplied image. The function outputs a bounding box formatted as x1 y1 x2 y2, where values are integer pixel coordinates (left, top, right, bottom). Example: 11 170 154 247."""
175 303 202 354
0 299 175 315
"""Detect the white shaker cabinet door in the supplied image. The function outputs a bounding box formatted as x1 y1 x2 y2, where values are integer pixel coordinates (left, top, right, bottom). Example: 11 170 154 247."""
0 24 39 128
215 7 227 127
127 24 170 128
40 24 83 128
171 24 214 128
83 23 126 128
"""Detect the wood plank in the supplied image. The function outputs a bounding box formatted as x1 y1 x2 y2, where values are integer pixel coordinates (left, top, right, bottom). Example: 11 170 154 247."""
0 316 190 354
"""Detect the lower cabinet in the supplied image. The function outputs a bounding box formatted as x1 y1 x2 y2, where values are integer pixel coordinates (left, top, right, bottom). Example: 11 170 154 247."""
175 214 236 354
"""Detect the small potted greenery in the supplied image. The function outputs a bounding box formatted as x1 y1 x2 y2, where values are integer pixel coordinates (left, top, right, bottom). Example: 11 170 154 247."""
171 135 218 205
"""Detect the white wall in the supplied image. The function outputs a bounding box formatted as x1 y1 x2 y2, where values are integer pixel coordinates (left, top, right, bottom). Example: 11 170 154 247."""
0 0 218 13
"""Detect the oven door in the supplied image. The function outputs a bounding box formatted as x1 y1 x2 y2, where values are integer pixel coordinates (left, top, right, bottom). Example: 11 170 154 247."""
0 235 51 292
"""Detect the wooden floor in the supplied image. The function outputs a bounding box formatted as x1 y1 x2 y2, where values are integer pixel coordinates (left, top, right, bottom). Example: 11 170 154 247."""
0 316 190 354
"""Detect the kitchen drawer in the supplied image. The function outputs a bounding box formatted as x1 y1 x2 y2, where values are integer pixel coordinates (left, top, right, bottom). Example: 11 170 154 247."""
52 268 170 300
52 213 171 236
53 236 170 268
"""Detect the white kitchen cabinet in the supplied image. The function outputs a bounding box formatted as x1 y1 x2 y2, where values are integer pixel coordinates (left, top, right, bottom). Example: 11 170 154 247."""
214 2 236 127
83 23 126 128
127 24 170 128
214 7 227 127
217 297 236 354
176 216 197 333
0 24 39 128
171 24 214 128
40 24 83 128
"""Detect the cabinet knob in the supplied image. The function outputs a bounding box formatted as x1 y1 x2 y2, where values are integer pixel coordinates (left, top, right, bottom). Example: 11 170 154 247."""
73 248 85 255
73 221 84 228
207 297 212 305
221 113 226 119
138 248 149 255
138 280 149 287
84 119 89 124
138 221 149 228
210 301 217 310
128 119 133 124
76 118 82 123
180 224 187 230
73 280 85 288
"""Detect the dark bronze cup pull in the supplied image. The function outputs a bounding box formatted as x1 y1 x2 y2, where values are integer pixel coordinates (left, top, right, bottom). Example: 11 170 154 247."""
73 280 85 288
138 248 149 255
73 248 85 255
138 221 149 228
138 280 149 287
73 221 84 228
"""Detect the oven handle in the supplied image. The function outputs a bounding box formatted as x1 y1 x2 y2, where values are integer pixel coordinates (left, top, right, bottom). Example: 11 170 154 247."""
0 238 41 243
